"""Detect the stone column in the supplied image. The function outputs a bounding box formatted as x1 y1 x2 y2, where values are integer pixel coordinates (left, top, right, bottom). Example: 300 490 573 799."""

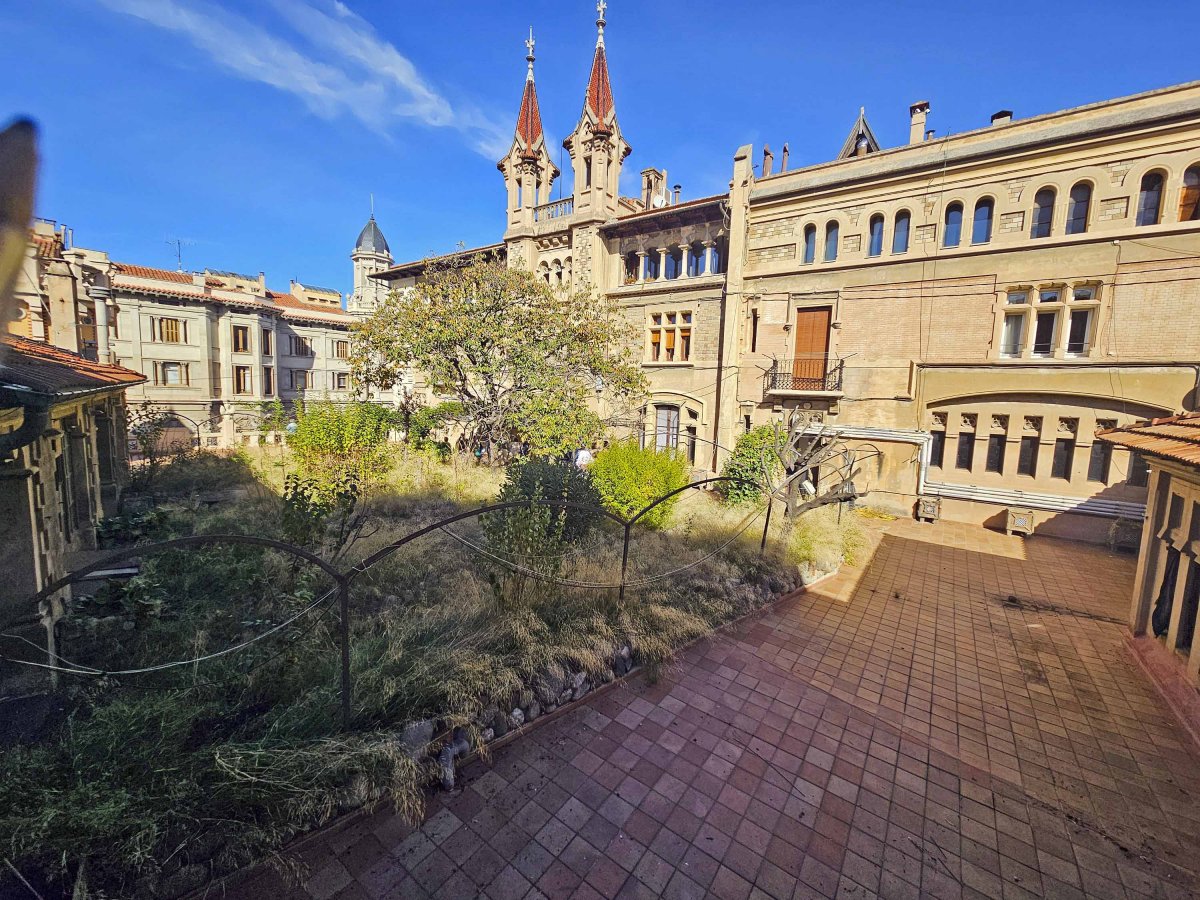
701 240 715 276
679 242 690 278
89 285 112 362
656 247 669 282
635 251 647 284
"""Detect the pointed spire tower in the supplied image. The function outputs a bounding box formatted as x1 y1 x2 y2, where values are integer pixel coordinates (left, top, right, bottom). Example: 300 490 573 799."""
565 0 631 220
499 28 559 233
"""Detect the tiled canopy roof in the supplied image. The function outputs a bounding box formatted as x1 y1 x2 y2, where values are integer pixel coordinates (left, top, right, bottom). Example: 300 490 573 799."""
29 230 63 259
0 335 145 398
113 262 193 284
515 77 544 159
1097 412 1200 468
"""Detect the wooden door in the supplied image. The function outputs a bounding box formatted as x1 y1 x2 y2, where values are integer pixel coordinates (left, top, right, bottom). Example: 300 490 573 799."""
792 306 831 388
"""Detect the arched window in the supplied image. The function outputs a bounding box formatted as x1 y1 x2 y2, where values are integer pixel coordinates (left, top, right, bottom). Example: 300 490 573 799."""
823 221 839 262
1031 188 1055 238
802 224 816 264
1066 182 1091 235
943 202 963 247
892 210 911 254
1136 171 1164 226
1180 165 1200 221
687 241 706 276
971 198 994 244
868 214 884 257
710 238 727 274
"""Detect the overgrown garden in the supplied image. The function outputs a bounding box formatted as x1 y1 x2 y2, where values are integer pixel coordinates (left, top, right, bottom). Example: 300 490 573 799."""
0 263 871 900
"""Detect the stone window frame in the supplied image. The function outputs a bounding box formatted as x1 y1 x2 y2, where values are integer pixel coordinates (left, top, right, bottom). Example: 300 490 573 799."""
992 281 1103 362
646 308 694 365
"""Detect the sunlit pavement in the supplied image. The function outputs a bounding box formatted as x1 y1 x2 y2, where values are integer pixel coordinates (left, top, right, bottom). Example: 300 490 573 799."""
231 519 1200 899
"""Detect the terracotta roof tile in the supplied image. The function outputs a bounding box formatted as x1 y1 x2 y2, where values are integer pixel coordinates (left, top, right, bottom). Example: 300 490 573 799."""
112 262 193 284
29 230 63 259
585 44 615 132
0 335 145 397
1098 412 1200 468
515 77 544 159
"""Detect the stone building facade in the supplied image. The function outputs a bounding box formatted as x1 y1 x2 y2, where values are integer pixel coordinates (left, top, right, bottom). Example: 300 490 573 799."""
15 219 362 446
366 5 1200 541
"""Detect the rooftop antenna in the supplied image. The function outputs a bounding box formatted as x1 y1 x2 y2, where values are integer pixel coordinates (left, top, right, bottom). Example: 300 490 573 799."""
165 237 193 271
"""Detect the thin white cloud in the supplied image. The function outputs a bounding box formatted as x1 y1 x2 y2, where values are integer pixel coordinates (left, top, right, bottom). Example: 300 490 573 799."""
96 0 509 158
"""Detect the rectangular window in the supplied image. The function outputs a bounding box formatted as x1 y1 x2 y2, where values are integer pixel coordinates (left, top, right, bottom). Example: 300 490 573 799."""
1000 313 1024 357
232 324 250 353
1087 441 1111 483
955 432 975 471
685 426 697 465
262 328 273 356
292 336 313 357
750 309 759 353
1018 436 1038 476
1073 286 1096 303
1032 311 1057 357
929 431 945 468
159 317 181 343
334 371 349 390
159 361 184 385
333 340 350 360
263 365 274 396
1051 438 1075 480
647 311 692 363
584 156 592 189
1006 290 1028 305
655 405 680 451
1038 288 1061 304
1066 309 1092 356
291 369 312 391
985 434 1006 473
1128 451 1149 487
234 365 252 395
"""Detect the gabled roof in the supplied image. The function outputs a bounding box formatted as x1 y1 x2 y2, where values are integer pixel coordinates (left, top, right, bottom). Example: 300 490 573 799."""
113 262 193 284
376 242 507 281
1098 413 1200 468
837 107 881 159
0 335 145 399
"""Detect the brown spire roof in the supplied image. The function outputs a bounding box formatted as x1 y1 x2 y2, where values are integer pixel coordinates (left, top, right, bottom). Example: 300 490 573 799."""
515 77 544 160
585 43 615 133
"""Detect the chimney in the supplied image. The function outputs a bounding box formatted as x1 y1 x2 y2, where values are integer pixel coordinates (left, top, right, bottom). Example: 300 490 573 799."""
672 184 681 205
762 145 774 177
990 109 1013 126
780 143 789 172
909 100 930 145
925 129 935 141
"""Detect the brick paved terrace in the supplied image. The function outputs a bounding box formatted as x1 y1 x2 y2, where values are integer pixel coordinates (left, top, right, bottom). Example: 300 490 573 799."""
228 519 1200 900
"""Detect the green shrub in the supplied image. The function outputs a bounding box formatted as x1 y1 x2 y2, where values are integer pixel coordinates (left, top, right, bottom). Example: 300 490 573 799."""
718 425 784 505
492 457 603 542
288 400 394 487
589 438 690 529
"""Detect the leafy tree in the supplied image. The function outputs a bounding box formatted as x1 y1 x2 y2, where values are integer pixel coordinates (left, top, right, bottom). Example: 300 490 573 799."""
589 438 691 530
350 260 645 458
718 424 785 505
405 400 463 450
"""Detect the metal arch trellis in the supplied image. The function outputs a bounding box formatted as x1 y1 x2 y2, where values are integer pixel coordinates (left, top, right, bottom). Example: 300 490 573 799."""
1 424 877 729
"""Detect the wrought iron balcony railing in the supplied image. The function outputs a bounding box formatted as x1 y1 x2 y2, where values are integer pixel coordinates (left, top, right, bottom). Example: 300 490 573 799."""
763 357 844 398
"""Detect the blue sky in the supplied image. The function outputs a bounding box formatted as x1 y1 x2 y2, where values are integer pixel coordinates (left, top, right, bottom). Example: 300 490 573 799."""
3 0 1196 296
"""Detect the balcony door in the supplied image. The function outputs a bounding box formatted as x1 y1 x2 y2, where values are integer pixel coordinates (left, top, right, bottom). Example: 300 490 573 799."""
792 306 832 389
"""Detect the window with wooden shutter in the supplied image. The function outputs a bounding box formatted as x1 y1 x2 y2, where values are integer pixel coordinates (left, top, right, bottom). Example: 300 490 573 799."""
647 311 692 363
159 318 181 343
